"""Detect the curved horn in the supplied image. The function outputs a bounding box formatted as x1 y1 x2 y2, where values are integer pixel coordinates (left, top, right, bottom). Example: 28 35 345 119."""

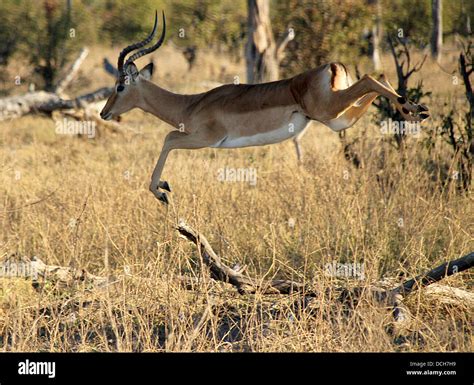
117 10 158 75
124 11 166 68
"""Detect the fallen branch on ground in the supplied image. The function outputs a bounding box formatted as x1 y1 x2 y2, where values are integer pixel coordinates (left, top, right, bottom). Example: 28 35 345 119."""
30 256 109 289
2 225 472 329
177 222 305 295
176 222 474 324
393 252 474 296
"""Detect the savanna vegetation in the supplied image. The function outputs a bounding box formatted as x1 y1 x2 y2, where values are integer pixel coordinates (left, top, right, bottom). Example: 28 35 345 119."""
0 0 472 352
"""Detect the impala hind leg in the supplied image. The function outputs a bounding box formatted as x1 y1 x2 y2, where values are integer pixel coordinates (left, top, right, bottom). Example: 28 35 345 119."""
329 74 429 123
378 74 429 117
325 91 378 131
293 126 309 163
366 75 430 121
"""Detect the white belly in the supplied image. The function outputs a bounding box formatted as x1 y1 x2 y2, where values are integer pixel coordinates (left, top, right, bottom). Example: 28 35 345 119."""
212 113 309 148
325 116 355 131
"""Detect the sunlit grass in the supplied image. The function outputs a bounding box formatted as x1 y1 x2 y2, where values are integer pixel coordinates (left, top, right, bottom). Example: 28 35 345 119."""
0 46 472 352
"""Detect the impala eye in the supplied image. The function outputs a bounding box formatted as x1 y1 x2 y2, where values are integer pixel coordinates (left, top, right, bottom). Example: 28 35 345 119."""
117 85 125 92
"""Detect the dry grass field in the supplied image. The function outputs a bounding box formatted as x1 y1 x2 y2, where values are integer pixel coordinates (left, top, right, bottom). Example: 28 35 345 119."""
0 45 472 352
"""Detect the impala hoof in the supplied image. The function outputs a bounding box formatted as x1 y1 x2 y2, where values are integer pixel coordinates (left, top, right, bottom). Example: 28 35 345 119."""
157 192 169 205
160 181 171 192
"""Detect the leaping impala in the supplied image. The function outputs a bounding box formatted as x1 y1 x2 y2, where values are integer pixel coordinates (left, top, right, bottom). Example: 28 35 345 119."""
100 11 429 204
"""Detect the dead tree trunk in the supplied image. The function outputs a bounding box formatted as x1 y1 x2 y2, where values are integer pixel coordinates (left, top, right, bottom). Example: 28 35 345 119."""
431 0 443 63
246 0 294 83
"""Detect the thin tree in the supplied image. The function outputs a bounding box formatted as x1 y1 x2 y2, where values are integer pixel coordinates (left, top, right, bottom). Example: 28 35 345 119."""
369 0 382 71
431 0 443 63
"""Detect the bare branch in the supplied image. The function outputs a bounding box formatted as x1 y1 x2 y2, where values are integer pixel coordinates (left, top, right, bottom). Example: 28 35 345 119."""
402 40 411 75
394 252 474 297
43 87 114 111
54 47 89 96
103 58 120 78
275 28 295 62
460 52 474 111
407 54 427 78
388 36 404 89
177 222 307 295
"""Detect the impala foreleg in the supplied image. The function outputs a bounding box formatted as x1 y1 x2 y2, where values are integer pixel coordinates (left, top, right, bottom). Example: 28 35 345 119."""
149 130 217 204
150 149 172 204
149 131 189 204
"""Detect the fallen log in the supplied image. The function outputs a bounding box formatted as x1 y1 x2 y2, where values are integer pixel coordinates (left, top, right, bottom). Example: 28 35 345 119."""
30 256 109 289
393 252 474 296
0 255 109 290
0 87 113 121
176 222 474 324
0 47 114 122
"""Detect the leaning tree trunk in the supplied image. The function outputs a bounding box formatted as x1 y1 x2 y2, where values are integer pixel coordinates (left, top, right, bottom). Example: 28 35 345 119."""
431 0 443 63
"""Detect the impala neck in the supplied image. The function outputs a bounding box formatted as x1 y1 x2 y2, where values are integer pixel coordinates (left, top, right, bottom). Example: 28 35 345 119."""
138 80 190 128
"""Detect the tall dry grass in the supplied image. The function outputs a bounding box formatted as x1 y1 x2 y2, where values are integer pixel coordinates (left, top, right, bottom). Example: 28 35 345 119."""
0 45 472 352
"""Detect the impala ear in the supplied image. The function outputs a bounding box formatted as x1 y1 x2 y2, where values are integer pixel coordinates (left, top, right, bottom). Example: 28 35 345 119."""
124 62 139 82
139 62 154 80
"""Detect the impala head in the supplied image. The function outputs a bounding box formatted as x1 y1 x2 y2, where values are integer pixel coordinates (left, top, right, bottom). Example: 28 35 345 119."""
100 11 166 121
